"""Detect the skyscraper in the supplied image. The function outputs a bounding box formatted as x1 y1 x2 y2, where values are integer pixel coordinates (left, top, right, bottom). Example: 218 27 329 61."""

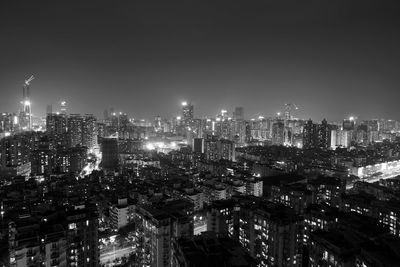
181 101 194 127
303 119 317 149
46 113 68 148
65 204 100 267
82 114 97 151
317 119 331 149
20 75 34 130
68 114 84 148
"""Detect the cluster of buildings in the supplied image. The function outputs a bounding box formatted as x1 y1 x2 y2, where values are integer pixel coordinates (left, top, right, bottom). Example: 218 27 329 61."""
2 98 400 266
0 111 98 177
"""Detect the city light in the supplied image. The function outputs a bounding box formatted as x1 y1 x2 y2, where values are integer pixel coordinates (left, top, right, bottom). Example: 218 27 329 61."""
1 3 399 265
145 143 155 150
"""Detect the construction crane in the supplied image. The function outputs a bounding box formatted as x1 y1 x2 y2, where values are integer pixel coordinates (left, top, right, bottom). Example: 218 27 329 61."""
25 75 34 85
284 103 299 120
23 75 34 98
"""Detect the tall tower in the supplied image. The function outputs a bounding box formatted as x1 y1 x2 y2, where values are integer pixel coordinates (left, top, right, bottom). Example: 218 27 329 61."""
22 75 34 130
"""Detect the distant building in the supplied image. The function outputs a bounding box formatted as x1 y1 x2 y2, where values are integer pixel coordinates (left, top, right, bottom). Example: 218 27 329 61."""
101 138 119 170
46 113 68 148
336 129 352 148
303 119 331 149
182 102 194 127
272 120 285 145
343 119 355 131
204 136 235 162
0 132 35 176
82 114 97 151
68 114 84 148
192 138 204 153
233 107 244 121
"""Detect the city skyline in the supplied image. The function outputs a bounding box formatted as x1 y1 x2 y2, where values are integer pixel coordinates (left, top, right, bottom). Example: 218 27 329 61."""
1 0 400 121
3 2 400 267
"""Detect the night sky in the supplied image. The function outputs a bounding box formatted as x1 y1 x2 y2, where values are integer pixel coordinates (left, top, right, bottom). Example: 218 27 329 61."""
1 0 399 121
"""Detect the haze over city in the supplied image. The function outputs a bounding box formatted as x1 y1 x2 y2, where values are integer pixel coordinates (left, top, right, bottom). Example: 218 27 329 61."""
1 0 400 120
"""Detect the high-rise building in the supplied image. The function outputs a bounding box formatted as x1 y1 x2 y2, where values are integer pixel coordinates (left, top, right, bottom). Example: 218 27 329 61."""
9 219 67 267
207 196 303 266
181 101 194 127
68 114 84 148
0 112 15 133
272 120 285 145
0 132 35 167
31 136 53 175
20 76 34 130
303 119 331 149
65 204 99 267
135 200 194 267
336 129 352 148
9 204 99 267
46 113 68 148
68 146 88 173
82 114 97 151
317 119 331 149
101 138 119 170
204 136 235 161
303 119 317 149
192 138 204 153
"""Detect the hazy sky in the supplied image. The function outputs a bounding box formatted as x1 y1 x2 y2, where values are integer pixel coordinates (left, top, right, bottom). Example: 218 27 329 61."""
0 0 399 121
